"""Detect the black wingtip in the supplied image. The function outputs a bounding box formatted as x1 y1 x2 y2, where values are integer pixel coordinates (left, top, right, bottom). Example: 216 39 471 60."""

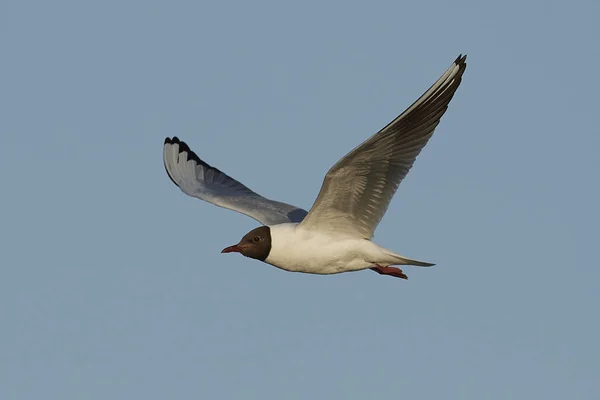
454 54 467 67
164 136 182 145
176 140 196 162
164 136 195 161
163 136 222 173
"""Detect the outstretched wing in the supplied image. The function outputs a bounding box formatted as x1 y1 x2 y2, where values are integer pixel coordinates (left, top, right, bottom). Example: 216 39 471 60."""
300 55 467 238
163 137 307 225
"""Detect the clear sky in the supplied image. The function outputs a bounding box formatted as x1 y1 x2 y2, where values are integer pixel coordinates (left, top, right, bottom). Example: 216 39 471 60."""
2 0 599 399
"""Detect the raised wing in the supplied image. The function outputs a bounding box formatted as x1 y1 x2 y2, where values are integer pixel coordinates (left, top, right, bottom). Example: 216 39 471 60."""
300 55 467 238
163 137 307 225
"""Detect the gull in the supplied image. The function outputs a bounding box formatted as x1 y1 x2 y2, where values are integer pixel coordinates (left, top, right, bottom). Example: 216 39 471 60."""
163 55 466 279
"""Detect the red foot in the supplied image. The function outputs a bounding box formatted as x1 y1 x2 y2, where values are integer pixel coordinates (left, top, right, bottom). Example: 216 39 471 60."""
370 264 408 279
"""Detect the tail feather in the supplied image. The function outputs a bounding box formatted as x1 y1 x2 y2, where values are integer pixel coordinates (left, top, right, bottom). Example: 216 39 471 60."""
384 252 435 267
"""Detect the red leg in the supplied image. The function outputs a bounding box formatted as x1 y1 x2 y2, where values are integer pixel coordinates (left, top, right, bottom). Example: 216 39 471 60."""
370 264 408 279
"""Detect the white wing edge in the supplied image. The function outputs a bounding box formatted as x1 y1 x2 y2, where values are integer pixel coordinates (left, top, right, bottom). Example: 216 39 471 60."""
163 137 307 225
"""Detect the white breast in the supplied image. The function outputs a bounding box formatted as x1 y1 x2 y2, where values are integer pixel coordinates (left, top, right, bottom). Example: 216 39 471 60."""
264 223 386 274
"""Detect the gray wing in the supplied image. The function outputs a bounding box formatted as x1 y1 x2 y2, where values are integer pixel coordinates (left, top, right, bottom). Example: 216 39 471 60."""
300 55 467 238
164 137 307 225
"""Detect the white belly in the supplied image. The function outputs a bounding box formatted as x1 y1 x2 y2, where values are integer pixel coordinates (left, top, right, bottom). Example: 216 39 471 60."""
264 223 387 274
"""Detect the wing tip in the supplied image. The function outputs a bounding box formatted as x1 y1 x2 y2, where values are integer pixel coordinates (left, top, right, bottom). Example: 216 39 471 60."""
163 136 204 166
164 136 181 145
163 136 224 179
454 54 467 65
453 54 467 75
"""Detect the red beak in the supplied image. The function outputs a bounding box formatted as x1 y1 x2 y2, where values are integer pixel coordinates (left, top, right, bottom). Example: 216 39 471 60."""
221 244 242 254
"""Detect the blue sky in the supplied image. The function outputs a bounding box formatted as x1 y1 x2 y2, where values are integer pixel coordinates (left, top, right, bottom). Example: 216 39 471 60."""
1 0 599 398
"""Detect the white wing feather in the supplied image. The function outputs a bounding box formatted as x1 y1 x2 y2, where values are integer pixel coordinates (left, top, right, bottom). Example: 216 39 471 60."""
163 137 307 225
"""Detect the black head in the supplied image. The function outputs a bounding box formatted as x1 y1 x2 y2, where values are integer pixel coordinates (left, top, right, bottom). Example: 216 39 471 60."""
221 226 272 261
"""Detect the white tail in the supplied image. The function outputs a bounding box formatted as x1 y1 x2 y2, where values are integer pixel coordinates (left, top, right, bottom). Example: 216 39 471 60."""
384 251 435 267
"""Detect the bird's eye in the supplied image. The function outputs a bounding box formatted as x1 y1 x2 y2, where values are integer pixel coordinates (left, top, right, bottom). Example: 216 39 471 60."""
252 236 261 243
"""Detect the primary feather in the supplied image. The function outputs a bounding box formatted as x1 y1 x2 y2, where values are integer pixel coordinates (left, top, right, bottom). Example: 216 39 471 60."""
299 55 467 238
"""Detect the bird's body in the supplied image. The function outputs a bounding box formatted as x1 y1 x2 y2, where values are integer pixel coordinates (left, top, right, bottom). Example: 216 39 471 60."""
263 223 416 274
266 223 371 274
163 55 467 279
